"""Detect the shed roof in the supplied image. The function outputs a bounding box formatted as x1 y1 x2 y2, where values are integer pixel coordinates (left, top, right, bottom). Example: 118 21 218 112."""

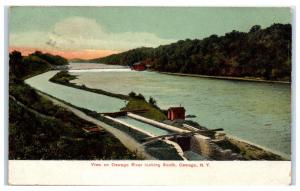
168 107 185 111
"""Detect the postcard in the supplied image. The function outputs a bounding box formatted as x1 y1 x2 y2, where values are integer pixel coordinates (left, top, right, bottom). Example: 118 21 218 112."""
8 6 292 185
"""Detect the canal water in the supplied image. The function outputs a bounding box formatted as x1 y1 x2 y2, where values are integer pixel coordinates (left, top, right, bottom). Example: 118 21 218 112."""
70 64 291 157
25 71 125 113
116 116 170 136
115 116 207 160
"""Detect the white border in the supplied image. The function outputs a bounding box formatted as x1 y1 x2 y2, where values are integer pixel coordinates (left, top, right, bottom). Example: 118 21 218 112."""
1 0 299 190
7 161 292 185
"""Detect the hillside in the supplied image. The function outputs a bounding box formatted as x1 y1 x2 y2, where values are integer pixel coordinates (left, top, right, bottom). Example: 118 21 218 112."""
69 58 90 63
9 50 68 81
96 24 291 81
9 51 138 160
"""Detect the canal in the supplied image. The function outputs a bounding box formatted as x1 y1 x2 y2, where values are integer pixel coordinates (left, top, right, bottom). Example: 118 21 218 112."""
25 71 125 113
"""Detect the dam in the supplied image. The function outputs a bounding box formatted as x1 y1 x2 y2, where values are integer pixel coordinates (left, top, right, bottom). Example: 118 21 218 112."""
102 111 243 160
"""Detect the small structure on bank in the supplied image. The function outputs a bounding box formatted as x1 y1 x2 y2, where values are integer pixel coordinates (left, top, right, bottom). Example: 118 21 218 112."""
167 107 186 120
131 62 146 71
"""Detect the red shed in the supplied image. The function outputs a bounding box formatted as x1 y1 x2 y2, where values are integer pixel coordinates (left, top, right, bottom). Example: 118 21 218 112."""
131 62 146 71
167 107 185 120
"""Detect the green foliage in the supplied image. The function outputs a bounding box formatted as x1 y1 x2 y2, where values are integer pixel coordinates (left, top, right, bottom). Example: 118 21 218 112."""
94 47 154 66
9 51 23 79
136 93 145 100
97 24 291 81
128 91 137 97
22 55 52 76
50 70 77 84
123 98 167 121
249 25 262 33
148 96 157 106
128 91 145 100
30 51 68 65
9 50 68 80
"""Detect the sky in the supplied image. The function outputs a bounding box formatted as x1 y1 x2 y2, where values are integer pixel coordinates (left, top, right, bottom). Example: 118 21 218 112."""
9 7 292 59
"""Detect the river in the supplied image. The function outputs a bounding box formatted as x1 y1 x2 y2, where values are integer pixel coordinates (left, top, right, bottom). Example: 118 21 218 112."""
24 63 291 157
69 63 291 157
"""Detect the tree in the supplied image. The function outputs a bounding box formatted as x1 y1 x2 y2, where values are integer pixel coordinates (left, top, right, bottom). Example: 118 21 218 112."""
9 51 23 77
97 23 291 81
249 25 261 33
128 91 137 97
148 97 157 106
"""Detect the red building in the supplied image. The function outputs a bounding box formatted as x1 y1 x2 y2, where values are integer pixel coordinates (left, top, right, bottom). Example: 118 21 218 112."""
131 62 146 71
167 107 185 120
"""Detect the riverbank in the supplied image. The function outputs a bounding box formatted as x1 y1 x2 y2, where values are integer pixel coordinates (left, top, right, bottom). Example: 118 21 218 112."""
158 71 291 84
48 70 288 160
226 136 289 160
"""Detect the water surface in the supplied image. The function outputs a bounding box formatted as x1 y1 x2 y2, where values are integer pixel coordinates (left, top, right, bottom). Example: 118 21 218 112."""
25 71 124 113
116 116 170 136
71 68 291 157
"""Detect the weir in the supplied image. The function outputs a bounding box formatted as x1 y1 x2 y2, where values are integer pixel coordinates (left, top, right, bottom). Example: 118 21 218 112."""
103 111 243 160
127 112 189 133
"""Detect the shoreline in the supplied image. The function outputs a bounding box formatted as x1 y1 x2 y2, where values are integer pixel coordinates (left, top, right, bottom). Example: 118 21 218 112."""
68 63 290 84
68 68 131 73
158 71 291 84
50 70 289 160
226 135 289 160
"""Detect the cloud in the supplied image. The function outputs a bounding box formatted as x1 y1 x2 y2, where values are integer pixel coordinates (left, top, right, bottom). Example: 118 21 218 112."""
10 17 175 51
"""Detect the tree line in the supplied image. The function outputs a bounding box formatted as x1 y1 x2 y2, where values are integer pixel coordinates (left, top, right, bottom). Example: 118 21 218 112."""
96 23 291 81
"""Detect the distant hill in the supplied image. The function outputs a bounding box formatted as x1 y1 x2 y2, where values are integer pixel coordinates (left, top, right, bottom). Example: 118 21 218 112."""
69 58 90 63
90 47 154 64
95 23 291 81
9 50 68 80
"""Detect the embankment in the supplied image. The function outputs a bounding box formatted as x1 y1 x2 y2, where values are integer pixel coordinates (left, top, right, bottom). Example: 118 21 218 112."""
159 72 291 84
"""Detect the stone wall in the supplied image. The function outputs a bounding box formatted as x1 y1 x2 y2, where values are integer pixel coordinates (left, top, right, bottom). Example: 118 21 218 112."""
190 134 243 160
190 134 213 158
